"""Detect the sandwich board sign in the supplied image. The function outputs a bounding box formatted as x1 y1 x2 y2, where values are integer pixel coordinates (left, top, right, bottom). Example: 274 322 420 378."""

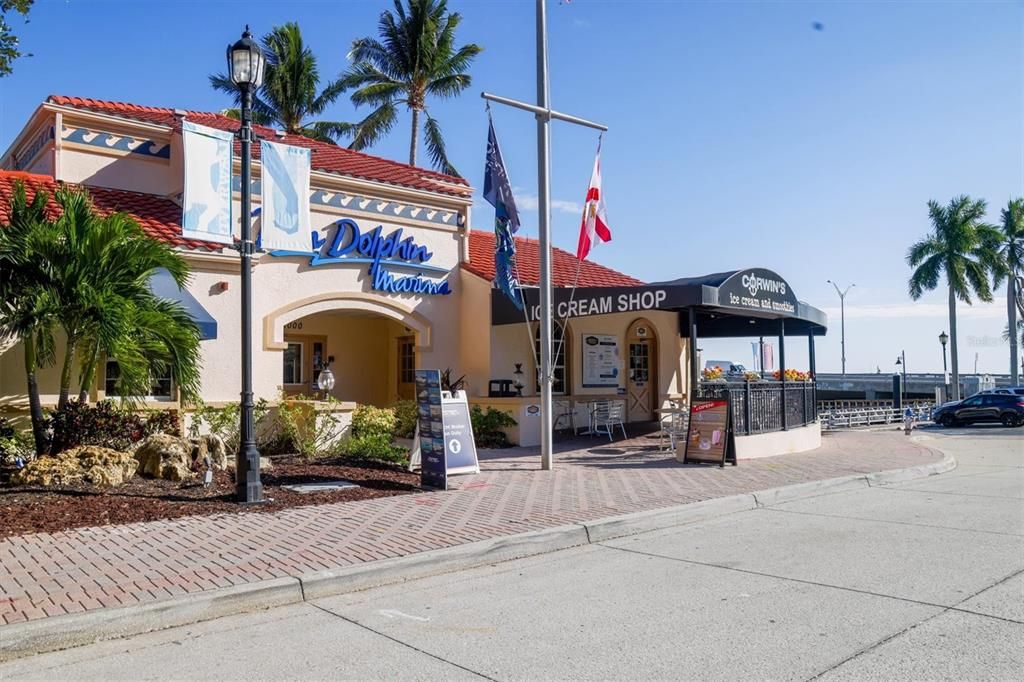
679 397 737 467
409 370 480 488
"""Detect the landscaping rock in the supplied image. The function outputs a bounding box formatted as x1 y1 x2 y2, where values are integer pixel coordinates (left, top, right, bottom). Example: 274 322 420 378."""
11 446 136 488
203 434 228 470
134 433 194 482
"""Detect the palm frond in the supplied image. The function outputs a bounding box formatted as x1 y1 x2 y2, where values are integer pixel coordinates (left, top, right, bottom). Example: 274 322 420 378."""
908 252 943 300
422 112 459 176
346 102 399 151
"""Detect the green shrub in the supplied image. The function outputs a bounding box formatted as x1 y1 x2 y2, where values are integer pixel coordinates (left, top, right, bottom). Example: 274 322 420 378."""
471 406 517 448
48 400 148 453
351 404 397 438
391 400 417 438
188 398 272 454
342 433 407 463
0 418 33 466
277 395 348 457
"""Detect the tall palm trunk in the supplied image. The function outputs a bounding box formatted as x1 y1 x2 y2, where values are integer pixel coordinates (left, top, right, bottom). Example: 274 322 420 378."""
948 281 960 401
1010 277 1019 386
57 335 77 411
23 335 47 456
77 338 100 403
409 107 420 167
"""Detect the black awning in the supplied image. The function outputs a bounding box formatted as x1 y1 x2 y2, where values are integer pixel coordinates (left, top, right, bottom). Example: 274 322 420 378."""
490 267 827 337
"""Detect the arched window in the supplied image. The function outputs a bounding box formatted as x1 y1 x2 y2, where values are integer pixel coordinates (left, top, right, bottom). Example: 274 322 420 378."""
535 321 568 395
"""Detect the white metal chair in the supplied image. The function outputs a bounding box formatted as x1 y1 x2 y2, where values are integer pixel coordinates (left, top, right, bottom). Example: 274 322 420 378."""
553 400 576 438
660 408 689 451
593 400 627 441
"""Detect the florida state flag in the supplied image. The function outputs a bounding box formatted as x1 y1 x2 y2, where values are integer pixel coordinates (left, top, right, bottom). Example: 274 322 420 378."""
576 143 612 260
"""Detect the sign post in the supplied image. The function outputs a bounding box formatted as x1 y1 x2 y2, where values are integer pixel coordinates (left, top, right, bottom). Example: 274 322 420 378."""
414 369 447 489
410 371 481 487
679 397 737 467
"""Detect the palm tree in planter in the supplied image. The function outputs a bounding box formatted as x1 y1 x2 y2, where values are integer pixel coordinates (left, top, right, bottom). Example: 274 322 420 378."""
907 196 1001 400
992 198 1024 385
34 187 202 415
210 22 350 143
340 0 482 176
0 181 59 455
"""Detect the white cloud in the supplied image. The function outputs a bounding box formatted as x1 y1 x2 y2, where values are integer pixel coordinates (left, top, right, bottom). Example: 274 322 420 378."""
513 187 581 215
823 302 1006 320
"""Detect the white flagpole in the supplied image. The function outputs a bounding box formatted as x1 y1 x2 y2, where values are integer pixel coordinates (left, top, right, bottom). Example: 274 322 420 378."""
482 0 608 472
536 0 555 470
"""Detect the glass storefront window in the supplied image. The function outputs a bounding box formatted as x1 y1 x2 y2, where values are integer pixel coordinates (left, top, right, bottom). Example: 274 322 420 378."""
104 360 172 399
283 342 303 385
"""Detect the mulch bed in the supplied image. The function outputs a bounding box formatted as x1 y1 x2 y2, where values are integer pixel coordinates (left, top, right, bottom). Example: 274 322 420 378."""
0 455 421 540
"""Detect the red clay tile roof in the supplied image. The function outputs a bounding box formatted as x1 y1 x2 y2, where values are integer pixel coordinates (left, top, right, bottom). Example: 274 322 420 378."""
0 171 224 252
47 95 471 198
1 173 644 286
464 229 644 287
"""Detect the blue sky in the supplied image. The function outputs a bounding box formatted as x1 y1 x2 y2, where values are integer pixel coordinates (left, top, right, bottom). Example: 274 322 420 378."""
1 0 1021 375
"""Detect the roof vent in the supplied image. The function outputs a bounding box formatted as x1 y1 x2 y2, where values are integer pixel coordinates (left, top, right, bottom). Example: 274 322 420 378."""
173 108 187 118
275 129 286 139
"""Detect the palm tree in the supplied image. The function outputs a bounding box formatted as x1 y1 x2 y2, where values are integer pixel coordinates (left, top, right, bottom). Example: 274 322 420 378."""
992 198 1024 385
210 23 350 143
35 186 202 413
339 0 482 176
907 196 1002 401
0 181 58 455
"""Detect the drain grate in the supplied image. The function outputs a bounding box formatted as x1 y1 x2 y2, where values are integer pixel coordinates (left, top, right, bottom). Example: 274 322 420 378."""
282 480 359 494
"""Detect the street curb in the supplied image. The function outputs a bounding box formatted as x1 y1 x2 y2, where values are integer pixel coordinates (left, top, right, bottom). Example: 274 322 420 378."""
0 448 956 662
299 525 590 602
0 577 303 663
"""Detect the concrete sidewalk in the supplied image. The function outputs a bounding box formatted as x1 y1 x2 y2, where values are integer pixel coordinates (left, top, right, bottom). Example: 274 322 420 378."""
0 429 945 657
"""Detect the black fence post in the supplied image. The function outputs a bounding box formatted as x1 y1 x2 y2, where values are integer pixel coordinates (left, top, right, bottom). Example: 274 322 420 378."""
744 379 752 436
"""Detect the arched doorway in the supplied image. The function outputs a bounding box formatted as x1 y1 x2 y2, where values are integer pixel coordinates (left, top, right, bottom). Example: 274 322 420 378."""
263 293 432 405
626 318 658 422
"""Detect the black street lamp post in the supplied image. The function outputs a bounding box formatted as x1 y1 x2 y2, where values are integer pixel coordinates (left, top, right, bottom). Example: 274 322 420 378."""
228 27 266 504
895 350 907 405
939 331 949 399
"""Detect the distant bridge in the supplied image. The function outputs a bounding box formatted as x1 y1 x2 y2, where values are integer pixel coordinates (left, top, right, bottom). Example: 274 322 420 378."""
815 373 1013 400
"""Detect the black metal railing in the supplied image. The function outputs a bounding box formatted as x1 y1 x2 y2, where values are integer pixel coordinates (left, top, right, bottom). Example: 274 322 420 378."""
697 380 817 436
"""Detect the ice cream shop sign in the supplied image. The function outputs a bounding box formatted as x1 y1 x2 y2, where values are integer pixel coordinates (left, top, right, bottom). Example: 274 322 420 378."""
271 218 452 295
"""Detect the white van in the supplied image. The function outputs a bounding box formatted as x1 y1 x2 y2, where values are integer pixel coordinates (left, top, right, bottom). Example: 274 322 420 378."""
705 360 747 376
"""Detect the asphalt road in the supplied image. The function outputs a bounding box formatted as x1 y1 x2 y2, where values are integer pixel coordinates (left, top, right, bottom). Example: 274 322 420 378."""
2 427 1021 681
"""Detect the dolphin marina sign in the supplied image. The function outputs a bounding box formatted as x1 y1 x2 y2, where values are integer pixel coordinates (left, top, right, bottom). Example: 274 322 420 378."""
270 218 452 295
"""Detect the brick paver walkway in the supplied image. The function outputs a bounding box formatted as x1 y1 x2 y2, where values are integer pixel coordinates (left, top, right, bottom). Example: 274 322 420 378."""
0 429 939 626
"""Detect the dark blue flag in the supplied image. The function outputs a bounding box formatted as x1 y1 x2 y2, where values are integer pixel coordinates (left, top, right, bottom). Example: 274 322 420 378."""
483 119 523 310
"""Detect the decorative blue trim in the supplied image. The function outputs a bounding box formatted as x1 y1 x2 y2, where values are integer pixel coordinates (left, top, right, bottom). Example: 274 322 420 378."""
232 177 458 227
62 127 170 159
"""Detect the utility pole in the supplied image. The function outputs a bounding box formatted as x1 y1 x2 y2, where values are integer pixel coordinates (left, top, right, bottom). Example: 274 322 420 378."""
483 0 607 471
827 280 854 376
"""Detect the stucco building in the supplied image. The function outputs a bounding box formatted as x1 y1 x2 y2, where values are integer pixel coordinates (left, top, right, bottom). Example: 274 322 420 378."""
1 96 694 445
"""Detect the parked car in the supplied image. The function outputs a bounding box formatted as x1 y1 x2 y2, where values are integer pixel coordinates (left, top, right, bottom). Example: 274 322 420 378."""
704 360 747 376
933 393 1024 427
978 386 1024 397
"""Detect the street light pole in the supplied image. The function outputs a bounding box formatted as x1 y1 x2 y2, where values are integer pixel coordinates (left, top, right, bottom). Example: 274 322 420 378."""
939 331 949 400
228 27 266 504
895 350 906 405
827 280 854 376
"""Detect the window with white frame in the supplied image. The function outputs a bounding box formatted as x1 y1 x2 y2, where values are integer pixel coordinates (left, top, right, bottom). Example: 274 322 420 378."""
104 360 173 399
535 322 568 395
283 342 303 385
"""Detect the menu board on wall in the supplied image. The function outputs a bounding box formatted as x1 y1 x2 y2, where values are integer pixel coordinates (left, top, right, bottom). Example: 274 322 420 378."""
582 334 620 388
681 399 737 467
414 369 447 489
